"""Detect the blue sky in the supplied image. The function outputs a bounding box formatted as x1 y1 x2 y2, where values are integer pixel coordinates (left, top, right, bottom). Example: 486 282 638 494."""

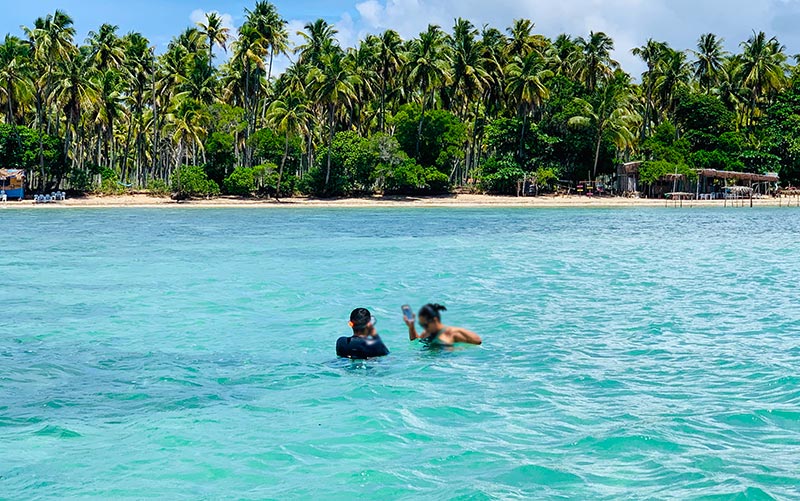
0 1 356 49
2 0 800 75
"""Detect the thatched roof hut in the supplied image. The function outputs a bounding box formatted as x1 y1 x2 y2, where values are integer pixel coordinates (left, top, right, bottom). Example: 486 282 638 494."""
696 169 779 183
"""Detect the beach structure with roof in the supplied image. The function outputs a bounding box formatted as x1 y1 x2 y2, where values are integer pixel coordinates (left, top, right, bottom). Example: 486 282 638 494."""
0 169 26 200
616 162 780 201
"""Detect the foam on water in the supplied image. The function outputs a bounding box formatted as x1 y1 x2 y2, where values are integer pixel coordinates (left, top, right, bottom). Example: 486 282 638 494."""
1 207 799 499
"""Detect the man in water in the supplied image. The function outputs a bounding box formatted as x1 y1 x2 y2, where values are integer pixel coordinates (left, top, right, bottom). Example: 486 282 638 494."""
336 308 390 359
404 303 482 345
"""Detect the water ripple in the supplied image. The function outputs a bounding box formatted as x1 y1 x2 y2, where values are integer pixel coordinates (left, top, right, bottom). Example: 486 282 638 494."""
1 207 799 499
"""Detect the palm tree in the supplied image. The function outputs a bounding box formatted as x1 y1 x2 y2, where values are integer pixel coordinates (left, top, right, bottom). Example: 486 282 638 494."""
24 9 76 190
632 39 667 138
553 34 580 79
197 12 230 62
505 51 553 161
569 73 640 178
479 26 506 118
405 24 451 156
306 48 360 191
718 57 747 128
692 33 727 93
93 69 123 170
450 18 489 117
346 40 378 133
505 19 536 59
654 47 691 123
183 53 218 105
87 24 125 72
26 10 76 65
175 27 204 56
266 91 308 198
575 31 616 92
376 29 404 132
738 31 787 127
450 18 490 181
168 107 206 169
245 1 288 81
54 51 96 172
296 19 337 67
231 23 268 165
121 32 154 185
0 35 32 126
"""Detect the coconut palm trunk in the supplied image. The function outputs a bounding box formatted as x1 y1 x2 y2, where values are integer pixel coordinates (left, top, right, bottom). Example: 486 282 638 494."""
592 127 603 180
325 103 335 190
277 130 290 200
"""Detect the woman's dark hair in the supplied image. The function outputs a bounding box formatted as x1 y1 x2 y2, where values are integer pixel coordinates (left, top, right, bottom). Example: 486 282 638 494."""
419 303 447 320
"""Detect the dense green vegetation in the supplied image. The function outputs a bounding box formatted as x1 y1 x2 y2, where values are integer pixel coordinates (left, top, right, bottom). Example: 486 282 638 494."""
1 4 799 198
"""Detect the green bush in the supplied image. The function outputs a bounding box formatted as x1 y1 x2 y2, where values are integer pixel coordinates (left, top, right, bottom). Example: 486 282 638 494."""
739 150 781 174
0 124 66 184
641 122 691 165
383 159 451 195
394 106 466 173
68 169 93 193
689 150 744 171
304 132 378 197
94 167 127 195
534 166 561 192
259 172 297 197
423 167 450 193
221 164 294 197
639 160 697 185
171 165 220 198
147 178 170 196
481 168 526 194
298 166 340 197
204 132 236 186
96 178 127 195
479 154 525 194
223 166 257 196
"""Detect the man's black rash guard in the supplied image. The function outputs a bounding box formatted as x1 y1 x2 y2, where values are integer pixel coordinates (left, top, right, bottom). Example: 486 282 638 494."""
336 335 390 359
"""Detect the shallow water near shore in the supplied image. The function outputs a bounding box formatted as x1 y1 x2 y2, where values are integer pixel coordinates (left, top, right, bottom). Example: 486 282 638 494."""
2 207 799 499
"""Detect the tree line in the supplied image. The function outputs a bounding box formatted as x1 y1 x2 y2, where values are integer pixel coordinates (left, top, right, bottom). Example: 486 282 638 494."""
1 3 800 198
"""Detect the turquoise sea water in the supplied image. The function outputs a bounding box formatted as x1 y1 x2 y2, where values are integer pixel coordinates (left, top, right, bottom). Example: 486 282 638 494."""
1 207 799 500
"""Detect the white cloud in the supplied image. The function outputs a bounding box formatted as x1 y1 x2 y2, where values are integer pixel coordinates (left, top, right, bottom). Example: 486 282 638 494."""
186 0 800 78
341 0 797 76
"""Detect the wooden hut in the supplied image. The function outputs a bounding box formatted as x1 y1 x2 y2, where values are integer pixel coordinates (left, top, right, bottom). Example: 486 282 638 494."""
694 169 779 199
616 161 642 194
0 169 25 200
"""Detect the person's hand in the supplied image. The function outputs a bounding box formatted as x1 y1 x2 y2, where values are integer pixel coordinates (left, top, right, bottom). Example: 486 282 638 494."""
403 314 415 328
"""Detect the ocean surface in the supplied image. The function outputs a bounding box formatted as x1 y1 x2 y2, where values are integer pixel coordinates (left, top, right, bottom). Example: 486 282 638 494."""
1 207 799 500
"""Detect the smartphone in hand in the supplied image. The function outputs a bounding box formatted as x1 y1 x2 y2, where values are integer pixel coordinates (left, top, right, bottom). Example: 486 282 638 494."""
401 304 414 322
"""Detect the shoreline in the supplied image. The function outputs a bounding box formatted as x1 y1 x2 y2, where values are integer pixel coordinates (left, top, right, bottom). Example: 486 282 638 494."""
2 193 798 209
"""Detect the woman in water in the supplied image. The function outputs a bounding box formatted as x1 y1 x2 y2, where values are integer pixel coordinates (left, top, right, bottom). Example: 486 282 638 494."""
404 303 482 345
